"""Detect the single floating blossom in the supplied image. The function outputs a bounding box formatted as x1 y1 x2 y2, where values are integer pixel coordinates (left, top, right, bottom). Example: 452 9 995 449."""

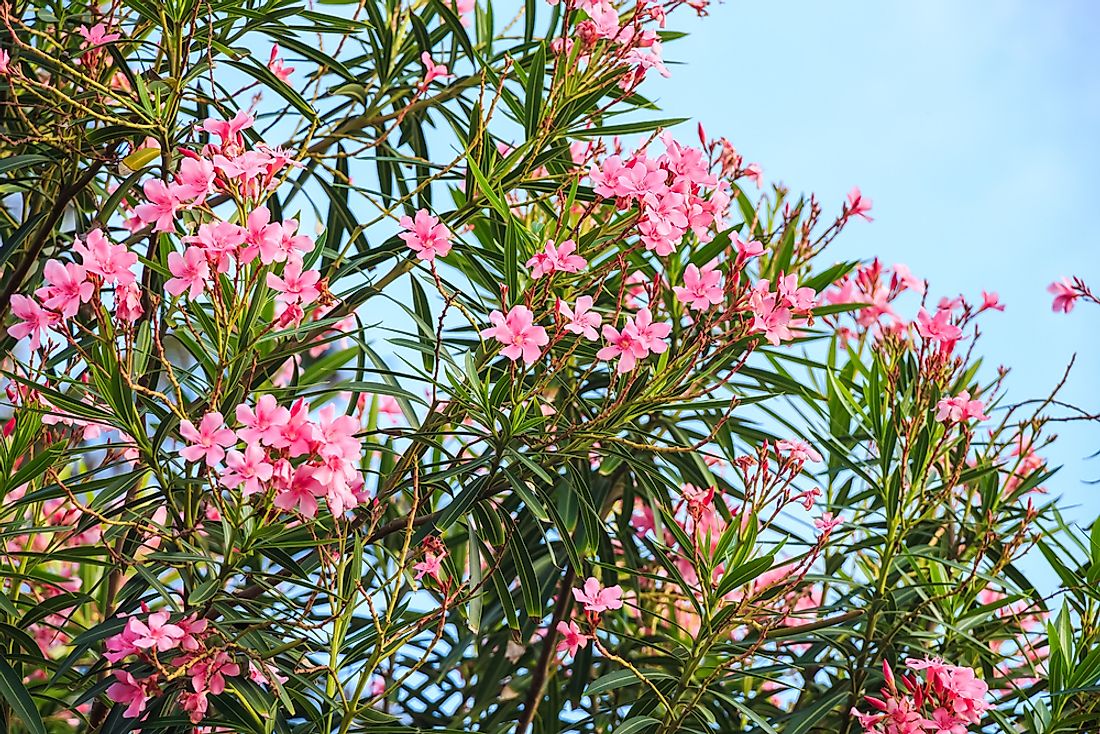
935 391 989 424
1047 278 1079 313
846 186 873 221
555 620 590 658
480 305 549 366
559 296 602 341
179 412 237 466
268 44 294 82
399 209 453 262
572 576 623 613
421 52 454 86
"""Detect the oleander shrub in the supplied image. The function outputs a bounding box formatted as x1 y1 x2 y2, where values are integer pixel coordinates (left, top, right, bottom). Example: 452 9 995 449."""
0 0 1098 732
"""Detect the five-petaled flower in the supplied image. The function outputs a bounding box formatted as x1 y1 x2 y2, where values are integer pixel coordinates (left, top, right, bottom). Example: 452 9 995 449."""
481 305 549 365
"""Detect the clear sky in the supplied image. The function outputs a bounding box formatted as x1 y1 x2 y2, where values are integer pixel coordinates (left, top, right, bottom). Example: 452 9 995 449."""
653 0 1100 517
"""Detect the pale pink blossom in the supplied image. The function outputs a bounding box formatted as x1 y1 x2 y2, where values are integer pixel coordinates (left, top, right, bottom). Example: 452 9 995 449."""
266 259 321 306
559 296 602 340
1048 278 1079 313
179 412 237 466
36 260 93 318
526 239 587 279
398 209 453 261
776 439 823 464
107 670 154 719
572 577 623 613
268 44 294 82
128 610 185 652
166 247 211 299
480 305 548 365
73 229 137 285
846 186 873 221
674 262 723 310
915 308 962 351
555 620 590 658
223 445 275 495
236 395 291 445
421 52 454 86
414 552 444 581
935 391 989 424
7 295 55 350
134 178 183 232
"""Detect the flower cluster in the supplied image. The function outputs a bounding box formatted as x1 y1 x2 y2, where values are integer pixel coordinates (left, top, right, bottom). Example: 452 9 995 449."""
590 133 730 257
105 611 241 722
852 659 990 734
554 577 624 659
180 399 366 518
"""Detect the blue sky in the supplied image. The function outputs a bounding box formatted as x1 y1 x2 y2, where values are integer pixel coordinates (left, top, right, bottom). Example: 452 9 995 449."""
653 0 1100 516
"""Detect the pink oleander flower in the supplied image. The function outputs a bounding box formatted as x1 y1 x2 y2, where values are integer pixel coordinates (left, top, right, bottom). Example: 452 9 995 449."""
202 110 254 144
179 412 237 466
7 295 55 350
776 439 823 464
421 52 454 86
979 290 1004 312
526 239 587 279
107 670 155 719
36 260 93 318
0 49 10 75
814 512 842 535
174 156 217 206
414 552 445 581
398 209 453 261
166 247 211 299
273 465 326 518
268 44 294 82
480 305 548 365
559 296 602 341
935 391 989 424
596 323 647 374
629 308 671 355
674 262 724 310
886 263 923 295
236 394 291 445
134 178 183 232
74 229 138 286
1047 278 1079 313
572 576 623 613
846 186 873 221
266 259 321 306
222 445 275 496
734 233 764 262
916 308 963 351
555 620 590 658
190 649 240 696
77 23 120 50
129 610 186 652
186 220 247 273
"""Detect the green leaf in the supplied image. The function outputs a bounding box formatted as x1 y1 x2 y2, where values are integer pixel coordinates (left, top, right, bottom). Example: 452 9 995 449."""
0 657 45 734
